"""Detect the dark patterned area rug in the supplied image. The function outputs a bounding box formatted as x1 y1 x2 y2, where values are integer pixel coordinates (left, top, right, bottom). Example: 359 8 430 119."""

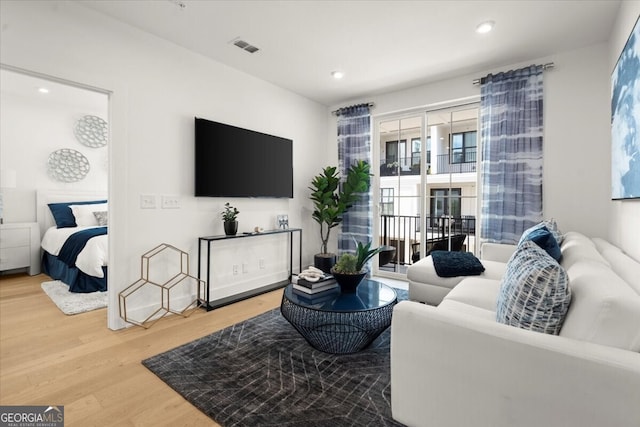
142 289 407 426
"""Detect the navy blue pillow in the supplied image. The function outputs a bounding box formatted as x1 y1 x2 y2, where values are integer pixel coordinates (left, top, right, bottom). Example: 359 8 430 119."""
48 200 107 228
521 225 562 262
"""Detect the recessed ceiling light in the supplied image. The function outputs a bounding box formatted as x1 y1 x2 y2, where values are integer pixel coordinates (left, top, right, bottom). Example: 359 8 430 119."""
38 87 49 94
476 20 495 34
331 71 344 80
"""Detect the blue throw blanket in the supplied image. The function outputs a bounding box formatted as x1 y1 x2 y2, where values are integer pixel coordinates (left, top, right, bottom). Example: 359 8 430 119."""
431 250 485 277
57 227 107 268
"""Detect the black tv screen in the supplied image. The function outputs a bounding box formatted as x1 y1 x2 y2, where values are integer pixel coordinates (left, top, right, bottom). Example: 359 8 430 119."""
195 117 293 198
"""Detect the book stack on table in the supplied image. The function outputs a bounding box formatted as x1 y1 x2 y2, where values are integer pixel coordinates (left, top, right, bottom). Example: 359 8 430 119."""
293 275 338 295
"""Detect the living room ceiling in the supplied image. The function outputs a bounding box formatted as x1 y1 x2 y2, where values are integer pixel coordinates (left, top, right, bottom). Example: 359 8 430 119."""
78 0 620 106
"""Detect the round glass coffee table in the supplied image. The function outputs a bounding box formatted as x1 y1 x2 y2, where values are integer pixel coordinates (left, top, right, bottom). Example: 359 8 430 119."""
280 279 398 354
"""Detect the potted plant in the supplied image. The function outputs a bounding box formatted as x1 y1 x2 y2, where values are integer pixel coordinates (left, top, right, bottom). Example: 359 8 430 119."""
309 160 372 272
331 240 385 293
221 202 239 236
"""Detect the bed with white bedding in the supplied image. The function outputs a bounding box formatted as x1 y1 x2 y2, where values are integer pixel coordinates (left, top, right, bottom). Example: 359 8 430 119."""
37 190 108 293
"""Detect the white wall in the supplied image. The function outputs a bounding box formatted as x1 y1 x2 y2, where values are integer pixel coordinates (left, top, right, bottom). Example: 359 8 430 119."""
609 1 640 261
0 69 109 222
0 1 328 329
333 42 615 249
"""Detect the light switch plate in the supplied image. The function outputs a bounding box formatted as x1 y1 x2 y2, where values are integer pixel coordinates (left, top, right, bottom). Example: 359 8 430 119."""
161 195 180 209
140 194 156 209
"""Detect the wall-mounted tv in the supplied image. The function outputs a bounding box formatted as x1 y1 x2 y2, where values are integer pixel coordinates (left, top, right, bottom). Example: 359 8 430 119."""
195 117 293 198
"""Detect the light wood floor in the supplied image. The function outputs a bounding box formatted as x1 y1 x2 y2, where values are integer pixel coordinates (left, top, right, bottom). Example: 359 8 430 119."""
0 273 283 426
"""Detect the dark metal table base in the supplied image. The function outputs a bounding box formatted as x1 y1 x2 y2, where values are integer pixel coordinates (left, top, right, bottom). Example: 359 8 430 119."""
280 293 397 354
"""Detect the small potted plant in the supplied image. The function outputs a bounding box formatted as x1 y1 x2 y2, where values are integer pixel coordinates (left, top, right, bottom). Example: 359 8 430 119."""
331 239 385 293
221 202 239 236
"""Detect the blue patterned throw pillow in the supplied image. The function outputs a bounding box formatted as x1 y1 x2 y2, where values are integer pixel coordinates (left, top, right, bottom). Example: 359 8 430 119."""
496 240 571 335
519 219 563 246
544 218 563 245
520 225 562 261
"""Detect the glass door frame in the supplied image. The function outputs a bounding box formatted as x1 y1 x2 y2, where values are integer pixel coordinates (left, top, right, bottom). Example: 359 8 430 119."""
372 111 426 278
372 97 480 279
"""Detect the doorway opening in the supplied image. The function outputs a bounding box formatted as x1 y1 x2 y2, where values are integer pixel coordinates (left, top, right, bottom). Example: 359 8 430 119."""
0 65 111 326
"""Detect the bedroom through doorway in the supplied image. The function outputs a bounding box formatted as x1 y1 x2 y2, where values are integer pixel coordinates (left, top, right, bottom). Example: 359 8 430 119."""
0 65 111 323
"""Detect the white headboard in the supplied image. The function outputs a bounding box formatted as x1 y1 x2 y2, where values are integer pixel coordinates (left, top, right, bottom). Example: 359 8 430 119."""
36 189 108 237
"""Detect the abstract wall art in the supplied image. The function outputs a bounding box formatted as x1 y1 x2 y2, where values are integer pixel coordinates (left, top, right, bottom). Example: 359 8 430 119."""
611 16 640 200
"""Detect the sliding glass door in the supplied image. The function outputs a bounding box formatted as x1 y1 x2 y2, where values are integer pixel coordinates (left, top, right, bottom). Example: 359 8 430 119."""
375 115 423 274
373 103 479 277
423 105 479 260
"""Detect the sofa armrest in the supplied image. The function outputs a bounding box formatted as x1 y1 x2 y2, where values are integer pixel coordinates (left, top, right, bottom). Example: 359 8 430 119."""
390 301 640 427
480 242 516 262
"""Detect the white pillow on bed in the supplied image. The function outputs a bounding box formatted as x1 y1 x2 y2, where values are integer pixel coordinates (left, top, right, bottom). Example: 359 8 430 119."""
70 203 108 226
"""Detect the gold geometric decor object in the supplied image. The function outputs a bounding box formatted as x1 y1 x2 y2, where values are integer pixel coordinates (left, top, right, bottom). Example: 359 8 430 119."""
119 243 204 328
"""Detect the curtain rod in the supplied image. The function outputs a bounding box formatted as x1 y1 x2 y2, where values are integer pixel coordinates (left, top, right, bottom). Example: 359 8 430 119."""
332 102 374 115
472 62 555 86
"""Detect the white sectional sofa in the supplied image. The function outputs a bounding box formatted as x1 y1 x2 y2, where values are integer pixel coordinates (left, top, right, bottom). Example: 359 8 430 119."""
391 231 640 427
406 242 512 305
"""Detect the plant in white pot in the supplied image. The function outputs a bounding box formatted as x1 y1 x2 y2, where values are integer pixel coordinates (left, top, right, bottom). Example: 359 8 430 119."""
221 202 239 236
331 240 385 293
309 160 372 273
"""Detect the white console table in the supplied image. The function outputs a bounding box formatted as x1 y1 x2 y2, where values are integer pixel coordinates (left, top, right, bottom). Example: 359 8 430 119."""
197 228 302 311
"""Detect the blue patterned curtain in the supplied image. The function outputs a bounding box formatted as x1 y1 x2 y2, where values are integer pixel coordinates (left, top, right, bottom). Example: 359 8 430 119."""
337 104 372 253
480 65 544 244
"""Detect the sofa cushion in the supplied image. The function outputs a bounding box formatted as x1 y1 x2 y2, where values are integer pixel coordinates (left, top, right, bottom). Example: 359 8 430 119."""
407 256 507 290
443 277 501 311
559 261 640 351
560 232 610 271
520 225 562 261
496 241 571 335
593 237 640 295
437 299 497 321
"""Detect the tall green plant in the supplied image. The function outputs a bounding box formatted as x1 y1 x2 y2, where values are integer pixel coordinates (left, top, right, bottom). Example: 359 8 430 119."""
309 160 371 254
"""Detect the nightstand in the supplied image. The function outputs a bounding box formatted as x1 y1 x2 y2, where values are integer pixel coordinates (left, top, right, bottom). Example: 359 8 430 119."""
0 222 41 275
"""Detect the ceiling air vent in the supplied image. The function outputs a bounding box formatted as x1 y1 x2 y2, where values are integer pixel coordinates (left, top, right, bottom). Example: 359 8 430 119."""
231 38 260 54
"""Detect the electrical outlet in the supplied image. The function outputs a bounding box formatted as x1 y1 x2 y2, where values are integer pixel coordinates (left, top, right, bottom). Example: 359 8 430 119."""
233 264 239 275
140 194 156 209
161 195 180 209
259 259 265 269
242 262 248 273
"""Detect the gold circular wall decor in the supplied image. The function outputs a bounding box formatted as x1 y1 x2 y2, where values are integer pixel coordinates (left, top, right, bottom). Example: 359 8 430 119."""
47 148 90 182
74 115 108 148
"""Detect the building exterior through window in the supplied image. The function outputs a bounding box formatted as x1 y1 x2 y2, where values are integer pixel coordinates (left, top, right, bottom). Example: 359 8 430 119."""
375 103 479 276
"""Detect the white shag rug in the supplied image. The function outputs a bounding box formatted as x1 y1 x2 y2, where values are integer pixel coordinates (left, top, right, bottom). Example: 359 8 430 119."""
41 281 108 315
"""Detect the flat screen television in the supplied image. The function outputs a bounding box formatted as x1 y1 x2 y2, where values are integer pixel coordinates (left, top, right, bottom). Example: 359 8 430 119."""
195 117 293 198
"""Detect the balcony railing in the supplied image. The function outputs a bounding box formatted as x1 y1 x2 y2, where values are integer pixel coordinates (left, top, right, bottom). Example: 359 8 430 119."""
436 153 476 174
379 214 476 266
379 158 422 176
380 153 477 176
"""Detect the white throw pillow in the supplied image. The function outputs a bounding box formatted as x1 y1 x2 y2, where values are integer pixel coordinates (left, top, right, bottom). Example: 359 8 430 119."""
70 203 108 226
